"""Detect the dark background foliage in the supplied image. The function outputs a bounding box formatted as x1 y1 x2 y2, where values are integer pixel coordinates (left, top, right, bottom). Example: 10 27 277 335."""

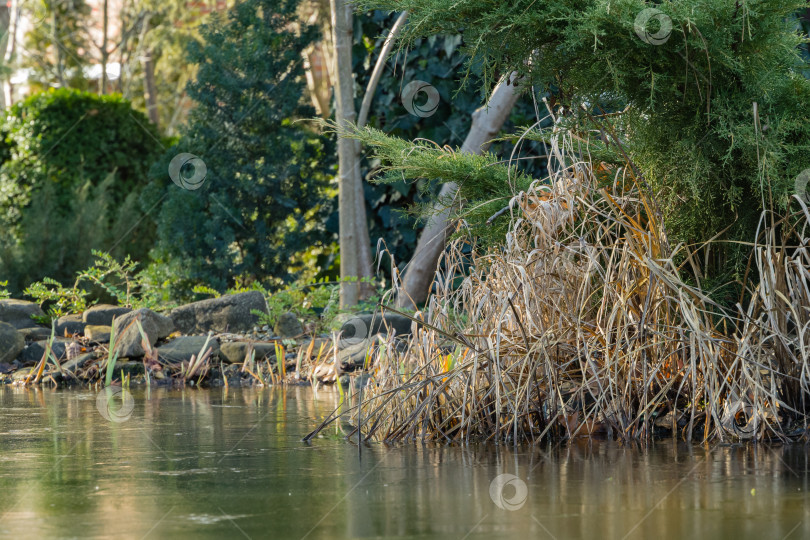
351 10 547 273
141 0 334 301
140 5 549 301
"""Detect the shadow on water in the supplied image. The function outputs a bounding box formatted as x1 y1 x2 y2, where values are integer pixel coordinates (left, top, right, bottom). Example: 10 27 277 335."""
1 386 809 539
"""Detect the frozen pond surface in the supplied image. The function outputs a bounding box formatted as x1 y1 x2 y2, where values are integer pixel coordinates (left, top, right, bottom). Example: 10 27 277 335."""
1 386 809 539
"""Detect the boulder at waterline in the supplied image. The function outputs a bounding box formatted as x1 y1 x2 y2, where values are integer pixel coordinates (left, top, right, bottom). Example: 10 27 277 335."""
18 337 74 365
111 360 145 377
219 341 278 364
12 369 32 381
85 325 112 343
0 299 45 329
312 362 337 383
274 312 303 338
338 334 385 371
0 322 25 364
10 366 64 383
170 291 268 334
113 308 175 358
82 304 132 326
156 336 220 364
62 352 96 372
55 314 86 336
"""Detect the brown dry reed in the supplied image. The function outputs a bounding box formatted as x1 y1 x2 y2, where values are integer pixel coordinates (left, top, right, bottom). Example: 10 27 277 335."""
308 128 810 445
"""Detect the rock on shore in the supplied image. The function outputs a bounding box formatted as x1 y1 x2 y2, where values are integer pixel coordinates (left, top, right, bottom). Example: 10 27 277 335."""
169 291 268 334
0 322 25 363
113 308 175 357
0 299 45 329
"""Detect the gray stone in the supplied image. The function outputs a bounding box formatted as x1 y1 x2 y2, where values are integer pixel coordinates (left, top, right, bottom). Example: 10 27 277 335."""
338 312 415 347
274 312 303 338
55 314 86 336
63 352 95 372
17 338 73 365
0 299 45 329
0 321 25 364
219 341 277 364
169 291 268 334
113 308 175 358
0 362 13 374
329 313 356 331
17 327 53 341
156 336 220 364
338 335 384 370
12 368 33 381
85 325 112 343
82 304 132 326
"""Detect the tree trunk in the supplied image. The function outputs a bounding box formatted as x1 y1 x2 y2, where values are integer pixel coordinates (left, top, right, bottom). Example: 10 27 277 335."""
101 0 108 94
53 10 65 87
351 145 374 299
356 11 407 129
142 46 159 126
0 3 11 109
350 13 408 300
396 74 521 309
304 43 331 117
2 0 19 108
331 0 361 308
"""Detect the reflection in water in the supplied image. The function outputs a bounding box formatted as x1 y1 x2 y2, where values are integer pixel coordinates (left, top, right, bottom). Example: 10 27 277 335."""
1 386 809 539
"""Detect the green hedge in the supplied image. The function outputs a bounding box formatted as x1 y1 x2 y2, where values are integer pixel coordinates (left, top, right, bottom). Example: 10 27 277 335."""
0 89 164 293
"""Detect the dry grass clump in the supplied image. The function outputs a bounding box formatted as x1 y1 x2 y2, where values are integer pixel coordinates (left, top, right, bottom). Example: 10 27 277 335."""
309 131 810 445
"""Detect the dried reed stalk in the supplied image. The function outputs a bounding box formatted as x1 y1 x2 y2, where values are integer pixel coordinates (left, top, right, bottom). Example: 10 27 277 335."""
308 129 810 444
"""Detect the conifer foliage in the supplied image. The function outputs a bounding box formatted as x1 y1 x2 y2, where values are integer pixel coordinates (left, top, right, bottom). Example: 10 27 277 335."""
357 0 810 292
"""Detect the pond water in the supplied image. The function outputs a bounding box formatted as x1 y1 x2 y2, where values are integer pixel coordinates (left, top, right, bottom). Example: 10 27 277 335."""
1 386 809 539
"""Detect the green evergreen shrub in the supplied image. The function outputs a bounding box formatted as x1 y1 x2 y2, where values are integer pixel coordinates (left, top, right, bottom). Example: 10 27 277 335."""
0 89 164 293
358 0 810 301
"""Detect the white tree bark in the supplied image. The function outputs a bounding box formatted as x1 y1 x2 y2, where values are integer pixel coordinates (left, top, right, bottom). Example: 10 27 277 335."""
396 74 521 308
356 11 407 130
1 0 18 108
101 0 109 94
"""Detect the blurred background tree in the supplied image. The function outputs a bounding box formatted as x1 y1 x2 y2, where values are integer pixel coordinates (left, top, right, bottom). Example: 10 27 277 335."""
22 0 93 91
8 0 228 136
